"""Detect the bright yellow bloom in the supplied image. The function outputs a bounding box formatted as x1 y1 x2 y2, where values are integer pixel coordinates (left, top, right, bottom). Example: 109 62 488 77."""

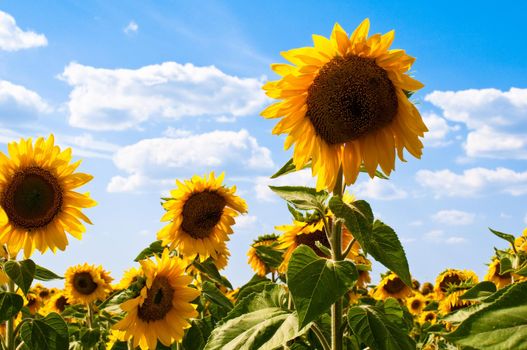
434 269 478 299
0 135 96 258
371 272 412 300
247 234 280 276
158 172 247 261
41 291 70 315
261 20 427 190
64 263 113 305
113 250 200 350
406 292 427 315
438 290 474 315
419 311 437 325
114 266 143 290
484 259 512 289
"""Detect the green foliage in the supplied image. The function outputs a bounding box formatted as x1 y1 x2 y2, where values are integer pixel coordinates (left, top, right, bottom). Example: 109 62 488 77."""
489 228 516 247
269 186 328 213
193 258 233 289
254 244 283 270
4 259 36 295
459 281 497 301
201 281 233 320
20 312 69 350
446 281 527 349
183 317 214 350
287 245 357 328
0 292 24 322
34 265 63 281
134 240 164 261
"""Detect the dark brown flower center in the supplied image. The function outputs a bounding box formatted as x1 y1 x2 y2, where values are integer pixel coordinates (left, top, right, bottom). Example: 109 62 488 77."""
55 296 69 312
439 274 462 292
383 277 406 295
411 299 422 310
73 272 98 295
138 276 174 322
39 289 50 298
181 191 226 239
421 282 434 296
306 55 398 144
295 229 330 257
424 312 435 322
1 167 63 230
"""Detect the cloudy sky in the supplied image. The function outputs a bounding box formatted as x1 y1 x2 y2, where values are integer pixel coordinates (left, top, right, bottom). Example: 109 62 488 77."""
1 1 526 287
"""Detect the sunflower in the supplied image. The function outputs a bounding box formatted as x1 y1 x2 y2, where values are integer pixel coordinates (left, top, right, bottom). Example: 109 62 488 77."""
484 259 512 289
114 266 143 290
64 263 113 305
41 291 70 315
261 19 427 190
371 272 412 300
438 290 474 315
24 291 41 314
113 249 200 350
406 292 426 315
420 282 434 297
247 234 280 276
353 255 372 289
0 135 96 258
434 269 478 299
158 172 247 261
277 217 358 273
419 311 437 325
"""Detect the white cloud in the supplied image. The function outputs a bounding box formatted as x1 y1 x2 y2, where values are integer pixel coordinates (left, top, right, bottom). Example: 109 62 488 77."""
235 215 258 230
445 237 468 244
108 129 273 192
58 133 120 159
424 230 467 245
416 167 527 198
422 112 458 147
124 21 138 34
59 62 268 131
354 178 407 200
0 80 52 114
0 11 47 51
255 169 314 202
432 210 475 226
162 127 192 138
426 88 527 159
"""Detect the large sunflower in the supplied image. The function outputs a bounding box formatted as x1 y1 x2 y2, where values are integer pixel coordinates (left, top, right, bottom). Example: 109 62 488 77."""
64 263 113 305
0 135 96 258
371 272 412 300
247 234 280 276
261 19 427 190
434 269 478 299
158 172 247 260
113 249 200 350
484 259 512 289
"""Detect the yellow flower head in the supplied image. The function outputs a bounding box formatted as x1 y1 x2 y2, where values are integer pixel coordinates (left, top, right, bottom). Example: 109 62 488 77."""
438 290 474 315
41 291 70 315
261 20 427 190
158 172 247 261
114 266 144 290
406 292 427 315
247 234 280 277
434 269 478 299
113 249 200 350
484 259 512 289
64 263 113 305
419 311 437 325
0 135 96 258
371 272 412 300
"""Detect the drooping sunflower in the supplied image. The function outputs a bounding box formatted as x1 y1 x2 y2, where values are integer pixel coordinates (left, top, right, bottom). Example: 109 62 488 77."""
113 249 200 350
371 272 412 300
420 282 434 297
261 19 427 190
406 292 427 315
434 269 478 299
484 259 512 289
353 254 372 289
0 135 96 258
247 233 280 276
64 263 113 305
158 172 247 261
114 266 143 290
438 290 474 315
41 291 70 315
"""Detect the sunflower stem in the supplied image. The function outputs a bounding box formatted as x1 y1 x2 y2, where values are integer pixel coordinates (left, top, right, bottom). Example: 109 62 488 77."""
127 338 134 350
311 323 331 350
87 303 94 329
330 167 344 350
5 247 16 350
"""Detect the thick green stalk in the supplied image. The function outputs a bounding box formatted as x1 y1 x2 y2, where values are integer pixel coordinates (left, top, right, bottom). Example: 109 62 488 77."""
330 168 344 350
4 246 15 350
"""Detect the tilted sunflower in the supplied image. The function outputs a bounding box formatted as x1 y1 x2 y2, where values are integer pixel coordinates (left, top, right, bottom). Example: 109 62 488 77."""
114 266 143 290
420 282 434 297
0 135 96 258
405 292 427 315
113 249 200 350
419 311 437 325
41 291 70 315
64 263 113 305
514 228 527 252
438 290 474 315
261 19 427 190
158 172 247 261
484 259 512 289
434 269 478 299
247 233 281 276
371 272 412 300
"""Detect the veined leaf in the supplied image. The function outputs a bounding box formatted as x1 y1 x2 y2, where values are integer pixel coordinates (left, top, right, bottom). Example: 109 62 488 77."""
34 265 63 281
329 198 373 255
20 312 69 350
460 281 497 301
0 292 24 322
4 259 36 295
269 186 328 213
489 228 516 247
134 240 164 262
254 245 284 270
193 258 233 290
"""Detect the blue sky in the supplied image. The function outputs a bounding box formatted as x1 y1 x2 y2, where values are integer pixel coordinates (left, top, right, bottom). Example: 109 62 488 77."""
1 1 526 287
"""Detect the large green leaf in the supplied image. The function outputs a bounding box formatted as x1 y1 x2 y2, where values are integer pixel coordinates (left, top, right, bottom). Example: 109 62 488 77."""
201 281 233 317
287 245 357 328
183 317 214 350
4 259 36 295
348 305 415 350
204 285 309 350
20 312 69 350
34 265 63 281
236 274 272 303
134 240 164 261
460 281 497 301
254 245 283 270
269 186 328 213
0 292 24 322
489 228 516 247
193 258 233 289
445 281 527 350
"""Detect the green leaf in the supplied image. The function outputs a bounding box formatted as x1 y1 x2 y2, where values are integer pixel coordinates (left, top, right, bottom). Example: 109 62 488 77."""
134 240 164 262
329 197 373 255
4 259 36 295
271 158 311 179
0 292 24 322
446 281 527 350
287 245 357 328
20 312 69 350
80 328 100 348
489 228 516 247
204 285 309 350
193 258 233 290
236 274 272 302
183 317 214 350
269 186 328 212
347 305 415 350
499 257 514 274
254 245 283 270
515 261 527 276
201 281 233 312
460 281 497 301
34 265 63 281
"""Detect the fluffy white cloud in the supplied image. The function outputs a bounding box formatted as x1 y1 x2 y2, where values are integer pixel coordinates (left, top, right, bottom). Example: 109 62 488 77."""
235 215 258 230
422 113 457 147
416 167 527 197
424 230 467 244
58 133 119 159
123 21 138 34
0 11 47 51
108 129 273 192
432 210 475 226
354 178 408 200
255 169 314 202
426 88 527 159
59 62 268 131
0 80 52 114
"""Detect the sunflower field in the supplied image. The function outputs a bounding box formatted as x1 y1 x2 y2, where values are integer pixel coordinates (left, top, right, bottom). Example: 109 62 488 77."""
1 19 527 350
